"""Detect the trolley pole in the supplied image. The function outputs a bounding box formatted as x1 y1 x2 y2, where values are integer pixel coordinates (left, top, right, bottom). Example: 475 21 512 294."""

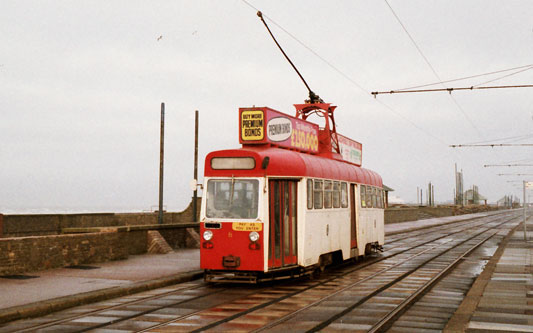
193 110 199 222
158 103 165 225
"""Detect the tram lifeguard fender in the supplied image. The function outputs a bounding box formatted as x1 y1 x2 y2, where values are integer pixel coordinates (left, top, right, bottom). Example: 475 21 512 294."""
205 146 382 187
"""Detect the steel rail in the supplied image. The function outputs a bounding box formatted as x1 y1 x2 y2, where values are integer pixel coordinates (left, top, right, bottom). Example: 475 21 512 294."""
305 216 519 332
383 211 508 245
144 212 519 333
10 281 222 333
6 215 497 333
368 228 503 332
5 211 517 333
252 238 459 333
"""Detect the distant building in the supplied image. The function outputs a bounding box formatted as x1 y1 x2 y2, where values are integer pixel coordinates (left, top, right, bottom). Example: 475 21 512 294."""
496 195 519 208
464 188 487 205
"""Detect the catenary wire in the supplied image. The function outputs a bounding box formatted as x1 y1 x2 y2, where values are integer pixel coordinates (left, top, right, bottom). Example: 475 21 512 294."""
473 65 533 87
383 0 483 139
461 133 533 145
241 0 491 190
396 64 533 91
241 0 449 146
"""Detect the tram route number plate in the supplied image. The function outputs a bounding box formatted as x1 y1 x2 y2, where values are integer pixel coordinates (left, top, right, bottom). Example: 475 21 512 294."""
232 222 262 232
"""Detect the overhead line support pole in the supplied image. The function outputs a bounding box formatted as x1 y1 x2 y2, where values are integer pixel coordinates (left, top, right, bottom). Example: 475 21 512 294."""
523 180 527 242
193 110 199 222
158 103 165 225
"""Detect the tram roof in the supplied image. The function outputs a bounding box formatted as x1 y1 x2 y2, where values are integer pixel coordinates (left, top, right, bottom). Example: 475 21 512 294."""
205 146 382 187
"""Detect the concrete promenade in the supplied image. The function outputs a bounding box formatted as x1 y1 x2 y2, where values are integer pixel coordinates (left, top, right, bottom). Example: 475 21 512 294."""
0 211 517 326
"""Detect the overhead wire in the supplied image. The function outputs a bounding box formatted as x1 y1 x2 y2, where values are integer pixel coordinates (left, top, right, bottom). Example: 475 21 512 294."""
463 133 533 145
240 0 449 146
241 0 526 198
451 143 533 147
383 0 483 140
241 0 368 94
395 64 533 91
473 65 533 87
372 84 533 95
241 0 499 193
380 0 520 193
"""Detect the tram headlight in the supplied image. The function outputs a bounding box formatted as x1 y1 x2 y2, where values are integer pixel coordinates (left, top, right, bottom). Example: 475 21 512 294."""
249 231 260 242
203 230 213 241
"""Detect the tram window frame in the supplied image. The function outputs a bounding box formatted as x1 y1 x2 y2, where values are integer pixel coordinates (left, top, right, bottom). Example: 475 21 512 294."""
366 186 373 208
307 179 313 210
372 187 377 208
360 185 366 208
341 182 348 208
377 189 383 208
324 180 333 209
331 182 340 208
313 180 323 209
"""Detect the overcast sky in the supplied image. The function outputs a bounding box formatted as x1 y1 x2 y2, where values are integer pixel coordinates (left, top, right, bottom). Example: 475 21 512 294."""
1 1 532 213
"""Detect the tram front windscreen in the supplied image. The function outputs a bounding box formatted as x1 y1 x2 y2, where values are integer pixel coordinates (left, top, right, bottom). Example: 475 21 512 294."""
206 179 259 219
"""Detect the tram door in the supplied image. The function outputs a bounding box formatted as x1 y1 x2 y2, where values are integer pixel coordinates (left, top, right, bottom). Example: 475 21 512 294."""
350 184 358 248
268 180 298 268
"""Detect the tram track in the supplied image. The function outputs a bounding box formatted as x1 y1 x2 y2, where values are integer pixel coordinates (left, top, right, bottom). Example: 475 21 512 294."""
217 214 520 332
0 211 520 332
0 280 220 333
134 212 521 332
141 211 520 332
383 211 510 245
326 228 504 332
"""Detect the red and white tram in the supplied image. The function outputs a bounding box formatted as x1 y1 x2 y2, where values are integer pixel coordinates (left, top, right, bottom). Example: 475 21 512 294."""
200 102 384 283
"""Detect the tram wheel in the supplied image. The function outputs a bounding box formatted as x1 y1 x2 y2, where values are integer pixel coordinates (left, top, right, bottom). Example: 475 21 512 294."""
364 243 373 255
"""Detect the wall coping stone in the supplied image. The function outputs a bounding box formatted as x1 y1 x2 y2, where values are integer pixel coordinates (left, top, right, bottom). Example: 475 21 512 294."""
62 222 199 234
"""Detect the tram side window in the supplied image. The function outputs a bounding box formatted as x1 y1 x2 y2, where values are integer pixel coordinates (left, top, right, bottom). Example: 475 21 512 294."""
341 182 348 208
324 181 333 208
332 182 340 208
314 180 323 209
372 187 377 208
366 186 373 208
307 179 313 209
377 189 383 208
360 185 366 208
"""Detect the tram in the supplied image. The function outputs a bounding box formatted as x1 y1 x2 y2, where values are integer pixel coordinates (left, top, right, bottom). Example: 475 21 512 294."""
199 102 384 283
